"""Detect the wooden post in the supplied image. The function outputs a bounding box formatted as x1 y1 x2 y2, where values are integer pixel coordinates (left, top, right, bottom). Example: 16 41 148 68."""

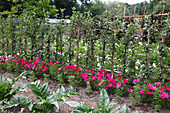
0 18 5 56
19 25 23 56
76 26 80 67
91 30 94 68
160 4 165 78
102 36 105 70
111 30 116 77
41 26 45 60
4 21 9 55
47 30 51 62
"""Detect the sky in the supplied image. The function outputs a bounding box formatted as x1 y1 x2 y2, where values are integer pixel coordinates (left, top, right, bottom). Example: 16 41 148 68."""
92 0 150 4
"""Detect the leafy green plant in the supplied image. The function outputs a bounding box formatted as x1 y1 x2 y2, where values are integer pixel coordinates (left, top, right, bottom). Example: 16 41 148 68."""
86 82 92 94
2 95 32 110
96 89 119 113
117 104 130 113
2 79 82 113
67 89 120 113
0 71 32 106
68 75 77 88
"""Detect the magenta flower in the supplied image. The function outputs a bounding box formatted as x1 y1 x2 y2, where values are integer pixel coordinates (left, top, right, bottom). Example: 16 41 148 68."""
123 78 127 84
165 87 170 91
112 83 117 87
160 88 165 93
155 82 161 87
57 67 61 72
117 82 123 87
12 59 16 62
92 76 96 81
160 92 169 99
133 79 139 83
139 89 144 94
108 83 112 87
81 72 88 81
147 84 156 90
117 72 122 75
71 65 76 69
76 67 82 72
56 61 60 63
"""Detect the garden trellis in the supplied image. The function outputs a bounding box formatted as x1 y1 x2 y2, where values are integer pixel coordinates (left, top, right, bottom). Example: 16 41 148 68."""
0 10 169 82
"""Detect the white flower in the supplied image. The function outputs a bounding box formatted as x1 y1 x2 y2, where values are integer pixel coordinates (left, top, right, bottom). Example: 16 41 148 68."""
153 63 156 67
139 42 143 45
135 66 139 69
136 59 141 65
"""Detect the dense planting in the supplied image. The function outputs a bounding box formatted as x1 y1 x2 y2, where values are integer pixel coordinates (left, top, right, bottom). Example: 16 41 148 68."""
0 55 170 111
0 8 170 112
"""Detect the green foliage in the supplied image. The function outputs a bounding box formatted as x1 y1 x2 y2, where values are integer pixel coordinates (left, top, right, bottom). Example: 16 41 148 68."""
67 89 119 113
68 75 77 88
27 80 51 100
2 95 31 109
96 89 119 113
86 82 92 94
117 104 130 113
0 71 31 106
90 0 106 17
130 84 142 106
2 79 82 113
152 88 162 111
69 102 96 113
2 0 57 17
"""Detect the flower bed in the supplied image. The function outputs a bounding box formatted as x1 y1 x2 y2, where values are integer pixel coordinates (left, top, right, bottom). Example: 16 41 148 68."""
0 55 170 111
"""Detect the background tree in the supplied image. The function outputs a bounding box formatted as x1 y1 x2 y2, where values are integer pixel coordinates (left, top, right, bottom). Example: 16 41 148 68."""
1 0 56 18
90 0 106 17
105 1 122 16
53 0 79 18
0 0 13 13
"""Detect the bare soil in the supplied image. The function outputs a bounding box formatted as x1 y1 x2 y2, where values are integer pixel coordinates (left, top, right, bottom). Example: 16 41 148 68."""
0 70 170 113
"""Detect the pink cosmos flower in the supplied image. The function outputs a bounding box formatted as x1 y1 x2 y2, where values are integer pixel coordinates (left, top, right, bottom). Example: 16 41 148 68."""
91 71 95 74
98 76 101 80
65 65 70 69
160 88 165 93
81 72 88 81
133 79 139 83
145 90 153 95
118 77 121 80
139 89 144 94
110 79 115 83
57 67 61 72
49 61 54 65
160 92 169 99
71 65 76 69
146 83 149 86
108 83 112 87
117 82 123 87
117 72 122 75
165 87 170 91
155 82 161 87
76 67 82 72
112 83 117 87
12 59 16 62
148 84 156 90
92 76 96 81
123 78 127 84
